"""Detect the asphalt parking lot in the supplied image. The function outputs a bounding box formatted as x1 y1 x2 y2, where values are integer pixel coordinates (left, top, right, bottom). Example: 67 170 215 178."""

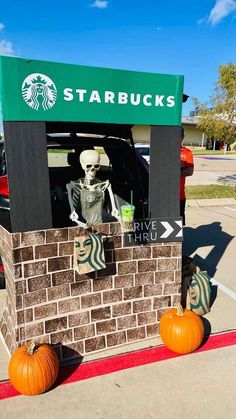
187 153 236 186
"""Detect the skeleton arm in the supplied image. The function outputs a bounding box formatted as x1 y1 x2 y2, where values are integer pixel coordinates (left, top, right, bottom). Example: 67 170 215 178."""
66 181 87 228
107 182 121 221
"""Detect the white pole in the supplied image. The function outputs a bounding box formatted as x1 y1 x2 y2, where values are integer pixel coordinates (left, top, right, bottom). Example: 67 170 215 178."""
201 132 205 148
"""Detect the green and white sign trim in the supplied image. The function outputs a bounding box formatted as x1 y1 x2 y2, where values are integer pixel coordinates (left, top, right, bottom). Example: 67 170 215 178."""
0 56 184 125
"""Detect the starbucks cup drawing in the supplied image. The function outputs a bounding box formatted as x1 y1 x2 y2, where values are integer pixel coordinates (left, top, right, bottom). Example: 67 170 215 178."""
121 205 135 233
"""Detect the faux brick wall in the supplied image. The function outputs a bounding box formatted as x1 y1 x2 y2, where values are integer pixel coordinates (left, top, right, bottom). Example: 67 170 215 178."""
0 223 182 361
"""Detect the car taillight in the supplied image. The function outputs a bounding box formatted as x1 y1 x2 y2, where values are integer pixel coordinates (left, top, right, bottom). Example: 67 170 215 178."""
0 264 4 271
0 175 9 198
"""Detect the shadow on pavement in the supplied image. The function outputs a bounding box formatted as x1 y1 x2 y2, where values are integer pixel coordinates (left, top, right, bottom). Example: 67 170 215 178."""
183 222 234 308
183 222 234 278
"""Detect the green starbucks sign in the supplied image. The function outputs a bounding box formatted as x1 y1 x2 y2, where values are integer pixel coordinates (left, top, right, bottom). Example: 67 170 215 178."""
0 56 184 125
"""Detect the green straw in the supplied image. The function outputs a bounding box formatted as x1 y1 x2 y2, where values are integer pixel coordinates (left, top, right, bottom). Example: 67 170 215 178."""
130 190 133 207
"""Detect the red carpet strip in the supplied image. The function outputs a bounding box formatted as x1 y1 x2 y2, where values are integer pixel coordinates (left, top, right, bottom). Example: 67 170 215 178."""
0 330 236 400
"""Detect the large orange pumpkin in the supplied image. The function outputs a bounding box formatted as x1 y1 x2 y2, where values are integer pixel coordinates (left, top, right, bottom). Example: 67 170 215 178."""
160 304 204 354
8 342 59 395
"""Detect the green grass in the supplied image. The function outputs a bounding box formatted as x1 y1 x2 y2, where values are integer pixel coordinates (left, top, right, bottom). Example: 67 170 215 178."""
186 185 236 199
191 150 236 155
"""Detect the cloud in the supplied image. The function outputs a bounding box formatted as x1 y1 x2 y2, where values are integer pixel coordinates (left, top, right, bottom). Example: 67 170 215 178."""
0 22 5 31
208 0 236 25
89 0 108 9
0 40 15 56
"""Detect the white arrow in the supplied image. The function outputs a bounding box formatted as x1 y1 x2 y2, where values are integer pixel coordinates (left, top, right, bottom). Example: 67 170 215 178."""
160 222 174 238
175 220 183 237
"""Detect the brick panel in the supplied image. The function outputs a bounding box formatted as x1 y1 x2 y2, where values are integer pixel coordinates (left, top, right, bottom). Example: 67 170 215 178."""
114 274 133 288
48 256 71 272
13 247 34 263
96 319 116 335
74 324 95 340
138 311 156 325
45 316 67 333
51 329 73 345
158 258 178 271
144 284 163 297
20 322 44 340
34 303 57 320
17 309 33 325
52 270 74 286
152 246 171 258
153 296 171 310
138 260 156 273
133 247 151 259
24 261 47 278
124 286 143 300
127 326 146 342
163 283 181 295
28 274 51 292
107 331 126 347
135 272 154 286
146 323 160 337
85 336 106 353
46 229 68 243
155 271 175 283
172 294 181 306
103 289 122 304
117 315 137 330
112 302 131 317
21 231 45 246
118 261 137 275
48 284 70 301
91 306 111 321
69 311 90 328
58 297 80 314
35 244 58 259
24 290 47 307
133 299 152 313
115 248 132 261
75 271 95 282
59 242 74 256
71 280 91 296
172 245 181 257
81 293 101 309
93 276 113 291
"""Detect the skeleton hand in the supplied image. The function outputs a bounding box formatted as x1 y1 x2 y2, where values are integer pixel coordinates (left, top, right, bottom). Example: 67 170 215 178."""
111 208 121 221
70 210 79 223
70 211 87 229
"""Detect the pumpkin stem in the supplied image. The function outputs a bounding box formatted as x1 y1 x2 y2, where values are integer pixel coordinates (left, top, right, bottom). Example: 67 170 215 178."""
27 342 36 355
176 303 184 316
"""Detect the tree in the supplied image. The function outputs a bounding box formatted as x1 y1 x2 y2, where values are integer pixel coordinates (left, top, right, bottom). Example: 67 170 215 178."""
193 63 236 147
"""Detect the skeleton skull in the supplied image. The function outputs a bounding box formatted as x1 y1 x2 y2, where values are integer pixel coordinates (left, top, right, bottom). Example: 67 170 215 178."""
79 150 100 182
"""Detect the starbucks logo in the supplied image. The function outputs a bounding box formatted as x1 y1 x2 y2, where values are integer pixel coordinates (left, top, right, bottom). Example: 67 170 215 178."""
22 73 57 111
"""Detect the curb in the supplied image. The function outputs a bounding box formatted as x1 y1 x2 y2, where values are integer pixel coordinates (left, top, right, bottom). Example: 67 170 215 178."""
187 198 236 208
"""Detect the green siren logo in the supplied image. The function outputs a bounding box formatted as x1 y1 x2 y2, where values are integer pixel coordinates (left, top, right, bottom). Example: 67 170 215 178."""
22 73 57 111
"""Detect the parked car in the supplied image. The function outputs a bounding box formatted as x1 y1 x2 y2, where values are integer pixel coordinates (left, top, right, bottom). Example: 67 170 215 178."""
135 143 150 164
0 125 149 272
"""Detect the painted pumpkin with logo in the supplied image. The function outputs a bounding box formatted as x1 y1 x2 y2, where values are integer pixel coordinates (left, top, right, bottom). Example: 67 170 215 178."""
160 304 204 354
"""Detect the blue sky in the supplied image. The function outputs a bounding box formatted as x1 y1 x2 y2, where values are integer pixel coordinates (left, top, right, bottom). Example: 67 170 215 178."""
0 0 236 120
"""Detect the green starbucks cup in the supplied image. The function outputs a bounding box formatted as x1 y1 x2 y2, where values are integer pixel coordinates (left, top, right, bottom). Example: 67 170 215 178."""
121 205 135 233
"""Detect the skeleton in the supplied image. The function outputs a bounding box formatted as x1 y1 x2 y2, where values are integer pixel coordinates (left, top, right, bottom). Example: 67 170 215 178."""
66 149 120 228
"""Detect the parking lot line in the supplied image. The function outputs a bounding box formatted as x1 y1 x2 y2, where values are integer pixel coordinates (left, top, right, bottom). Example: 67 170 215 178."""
210 278 236 301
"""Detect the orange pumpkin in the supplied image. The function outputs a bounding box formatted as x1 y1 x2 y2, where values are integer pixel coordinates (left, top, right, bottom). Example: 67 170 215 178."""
160 304 204 354
8 342 59 395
